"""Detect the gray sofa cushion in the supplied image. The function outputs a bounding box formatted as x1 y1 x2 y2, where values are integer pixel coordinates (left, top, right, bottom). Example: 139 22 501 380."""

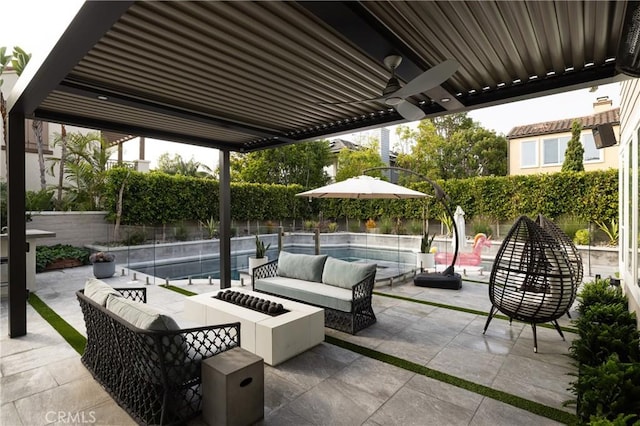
106 294 180 331
84 278 122 306
322 257 376 289
255 277 353 312
276 251 328 283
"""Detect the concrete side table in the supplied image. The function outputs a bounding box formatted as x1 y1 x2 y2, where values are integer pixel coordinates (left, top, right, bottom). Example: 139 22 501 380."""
202 347 264 426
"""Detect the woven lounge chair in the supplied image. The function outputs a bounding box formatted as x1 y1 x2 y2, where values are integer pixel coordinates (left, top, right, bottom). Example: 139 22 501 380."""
483 215 580 352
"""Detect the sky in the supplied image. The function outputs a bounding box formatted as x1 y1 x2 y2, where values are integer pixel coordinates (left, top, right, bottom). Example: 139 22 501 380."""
2 0 622 170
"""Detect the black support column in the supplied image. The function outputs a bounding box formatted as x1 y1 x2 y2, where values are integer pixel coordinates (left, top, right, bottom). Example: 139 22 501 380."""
7 111 27 337
219 149 231 289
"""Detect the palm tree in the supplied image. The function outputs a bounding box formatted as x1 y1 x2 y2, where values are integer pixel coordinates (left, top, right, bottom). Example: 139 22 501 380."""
48 131 114 210
10 47 48 191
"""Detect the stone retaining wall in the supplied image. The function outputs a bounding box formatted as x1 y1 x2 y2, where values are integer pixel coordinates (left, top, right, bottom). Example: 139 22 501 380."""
27 211 111 247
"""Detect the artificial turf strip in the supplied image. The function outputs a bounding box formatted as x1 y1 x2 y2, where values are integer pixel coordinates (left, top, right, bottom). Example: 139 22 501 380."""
373 291 579 334
28 293 87 355
325 335 578 425
160 284 197 297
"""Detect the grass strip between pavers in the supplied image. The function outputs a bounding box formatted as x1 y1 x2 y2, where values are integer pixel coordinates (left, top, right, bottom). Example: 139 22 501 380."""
28 293 87 355
373 291 579 334
160 284 197 296
325 335 578 425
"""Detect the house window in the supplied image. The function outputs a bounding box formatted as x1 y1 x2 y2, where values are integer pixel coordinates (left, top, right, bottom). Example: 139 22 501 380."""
542 136 569 165
582 132 602 162
520 140 537 167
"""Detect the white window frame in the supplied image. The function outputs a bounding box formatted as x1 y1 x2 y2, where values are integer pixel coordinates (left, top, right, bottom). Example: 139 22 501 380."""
520 140 538 168
581 132 603 163
542 136 569 166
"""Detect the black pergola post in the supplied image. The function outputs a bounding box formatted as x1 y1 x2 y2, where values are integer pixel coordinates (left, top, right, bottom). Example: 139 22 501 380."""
219 149 231 289
7 111 27 337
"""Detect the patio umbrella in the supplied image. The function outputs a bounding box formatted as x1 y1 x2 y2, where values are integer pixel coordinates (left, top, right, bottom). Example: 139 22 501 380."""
453 205 466 252
296 175 429 199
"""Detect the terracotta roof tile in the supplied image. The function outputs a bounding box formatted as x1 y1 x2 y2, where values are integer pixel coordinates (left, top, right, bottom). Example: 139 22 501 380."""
507 108 620 139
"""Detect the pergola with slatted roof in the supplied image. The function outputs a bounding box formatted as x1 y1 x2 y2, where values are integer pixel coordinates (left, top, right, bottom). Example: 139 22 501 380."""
6 1 638 336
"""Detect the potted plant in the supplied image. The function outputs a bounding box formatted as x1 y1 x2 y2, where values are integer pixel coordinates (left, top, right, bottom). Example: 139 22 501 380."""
90 251 116 279
417 232 436 269
248 235 271 274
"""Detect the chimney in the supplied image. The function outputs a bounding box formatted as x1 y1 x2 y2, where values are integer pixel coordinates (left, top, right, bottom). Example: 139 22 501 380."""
593 96 613 113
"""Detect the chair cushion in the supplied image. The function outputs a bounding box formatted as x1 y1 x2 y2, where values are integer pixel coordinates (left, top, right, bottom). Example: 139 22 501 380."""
276 251 328 282
106 294 180 331
322 257 376 289
84 278 122 306
255 277 353 312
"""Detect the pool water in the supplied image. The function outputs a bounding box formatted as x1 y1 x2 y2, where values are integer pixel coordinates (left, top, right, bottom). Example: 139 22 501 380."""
131 246 416 281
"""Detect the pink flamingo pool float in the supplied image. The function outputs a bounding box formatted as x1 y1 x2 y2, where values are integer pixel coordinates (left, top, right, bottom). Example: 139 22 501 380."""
435 233 492 266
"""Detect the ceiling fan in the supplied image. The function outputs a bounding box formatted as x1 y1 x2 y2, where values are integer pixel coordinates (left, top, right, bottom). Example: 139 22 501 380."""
320 55 458 121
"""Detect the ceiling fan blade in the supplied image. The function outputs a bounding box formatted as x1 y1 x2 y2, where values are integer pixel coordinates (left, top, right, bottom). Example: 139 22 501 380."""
395 100 425 121
393 59 459 99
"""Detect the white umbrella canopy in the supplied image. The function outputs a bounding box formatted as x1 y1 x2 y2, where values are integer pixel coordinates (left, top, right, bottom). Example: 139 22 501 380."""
296 175 429 199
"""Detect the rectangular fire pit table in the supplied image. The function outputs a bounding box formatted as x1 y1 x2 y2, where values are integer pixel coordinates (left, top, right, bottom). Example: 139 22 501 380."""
184 288 324 366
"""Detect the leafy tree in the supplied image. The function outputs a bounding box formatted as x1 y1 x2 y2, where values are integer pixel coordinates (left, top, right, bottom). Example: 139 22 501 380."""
156 153 214 178
395 113 507 180
335 142 387 181
431 113 474 139
231 140 331 187
47 131 114 210
562 120 585 172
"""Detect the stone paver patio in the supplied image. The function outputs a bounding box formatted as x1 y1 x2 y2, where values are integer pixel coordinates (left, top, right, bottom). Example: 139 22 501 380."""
2 263 612 425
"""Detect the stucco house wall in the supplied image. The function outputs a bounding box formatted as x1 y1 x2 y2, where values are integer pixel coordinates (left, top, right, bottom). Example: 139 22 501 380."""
507 97 620 175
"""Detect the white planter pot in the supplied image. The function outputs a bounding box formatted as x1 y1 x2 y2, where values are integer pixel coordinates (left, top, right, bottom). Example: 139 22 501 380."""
248 256 268 274
416 253 435 269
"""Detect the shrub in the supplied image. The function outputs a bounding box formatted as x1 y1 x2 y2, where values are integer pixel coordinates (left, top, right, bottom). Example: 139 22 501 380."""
25 189 54 211
570 303 640 366
35 244 90 272
122 230 147 246
588 414 639 425
407 220 423 235
348 221 361 232
570 355 640 423
574 228 590 245
577 278 628 315
556 215 585 241
327 222 339 233
379 217 393 234
471 217 493 237
174 222 189 241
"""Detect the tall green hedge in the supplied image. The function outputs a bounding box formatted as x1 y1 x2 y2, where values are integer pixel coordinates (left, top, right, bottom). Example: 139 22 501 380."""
103 169 617 225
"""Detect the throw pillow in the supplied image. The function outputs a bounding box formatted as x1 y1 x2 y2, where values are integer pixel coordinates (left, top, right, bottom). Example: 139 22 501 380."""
322 257 376 289
276 251 328 282
83 278 122 306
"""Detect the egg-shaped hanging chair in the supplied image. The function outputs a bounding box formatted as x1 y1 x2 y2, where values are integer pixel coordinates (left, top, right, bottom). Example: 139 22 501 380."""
537 214 583 289
483 215 579 352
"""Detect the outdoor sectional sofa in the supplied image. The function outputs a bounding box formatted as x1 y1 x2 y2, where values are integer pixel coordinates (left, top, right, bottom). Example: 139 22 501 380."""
252 251 377 334
77 279 240 425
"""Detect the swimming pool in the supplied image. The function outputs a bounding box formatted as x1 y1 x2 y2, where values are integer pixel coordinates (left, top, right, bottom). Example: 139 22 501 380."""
131 245 416 281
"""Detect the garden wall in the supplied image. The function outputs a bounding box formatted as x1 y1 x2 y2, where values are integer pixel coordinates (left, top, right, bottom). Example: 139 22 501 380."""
27 211 111 247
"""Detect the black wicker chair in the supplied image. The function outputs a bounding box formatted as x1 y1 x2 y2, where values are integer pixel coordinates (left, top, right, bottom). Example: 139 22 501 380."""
77 288 241 425
483 215 580 352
